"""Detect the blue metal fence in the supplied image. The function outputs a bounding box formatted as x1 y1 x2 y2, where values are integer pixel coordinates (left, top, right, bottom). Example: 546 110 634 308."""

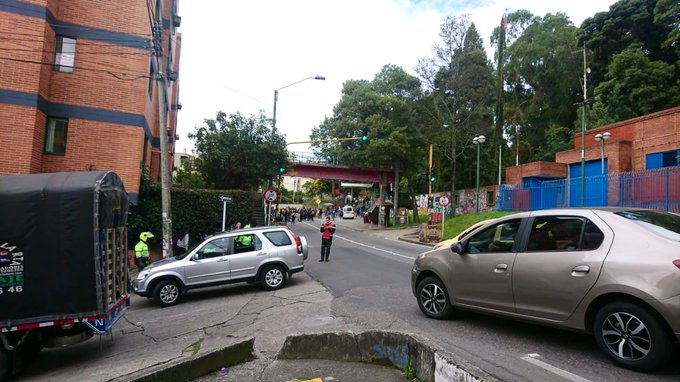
498 167 680 212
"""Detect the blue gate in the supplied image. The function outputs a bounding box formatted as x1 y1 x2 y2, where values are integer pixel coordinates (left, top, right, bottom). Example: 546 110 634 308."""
569 159 608 207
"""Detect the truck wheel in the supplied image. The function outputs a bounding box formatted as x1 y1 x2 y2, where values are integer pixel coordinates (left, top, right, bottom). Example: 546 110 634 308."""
153 280 182 307
260 265 287 291
0 347 10 382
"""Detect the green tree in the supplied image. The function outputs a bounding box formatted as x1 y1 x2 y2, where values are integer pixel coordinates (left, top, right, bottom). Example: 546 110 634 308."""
417 16 496 199
304 179 330 198
502 11 581 162
310 65 428 222
579 0 680 126
579 0 677 89
189 111 288 190
591 46 680 123
172 156 207 189
654 0 680 49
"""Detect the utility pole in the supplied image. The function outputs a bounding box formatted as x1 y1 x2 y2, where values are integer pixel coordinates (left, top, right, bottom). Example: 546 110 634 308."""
580 43 587 207
152 10 173 258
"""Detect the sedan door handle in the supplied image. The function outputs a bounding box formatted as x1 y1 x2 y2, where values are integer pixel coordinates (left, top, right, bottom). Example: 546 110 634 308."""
494 263 508 273
217 258 228 262
571 265 590 276
256 252 266 256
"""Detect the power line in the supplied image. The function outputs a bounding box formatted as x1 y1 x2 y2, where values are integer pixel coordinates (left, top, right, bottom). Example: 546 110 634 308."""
0 56 151 81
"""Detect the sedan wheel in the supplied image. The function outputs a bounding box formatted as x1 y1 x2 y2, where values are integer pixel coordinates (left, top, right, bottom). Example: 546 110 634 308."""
593 301 672 371
261 265 287 291
416 276 453 319
153 280 182 307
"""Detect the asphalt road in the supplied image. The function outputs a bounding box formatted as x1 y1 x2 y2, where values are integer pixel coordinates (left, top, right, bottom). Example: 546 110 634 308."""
292 217 680 382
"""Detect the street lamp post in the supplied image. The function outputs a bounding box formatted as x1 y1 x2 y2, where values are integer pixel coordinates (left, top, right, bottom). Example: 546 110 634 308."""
473 135 486 214
273 75 325 131
594 132 611 174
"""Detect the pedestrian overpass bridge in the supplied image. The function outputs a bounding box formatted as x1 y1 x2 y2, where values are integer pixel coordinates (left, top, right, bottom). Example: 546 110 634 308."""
283 152 395 183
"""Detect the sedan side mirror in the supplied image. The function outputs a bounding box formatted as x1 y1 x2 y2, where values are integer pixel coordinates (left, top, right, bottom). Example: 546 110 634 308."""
450 242 464 255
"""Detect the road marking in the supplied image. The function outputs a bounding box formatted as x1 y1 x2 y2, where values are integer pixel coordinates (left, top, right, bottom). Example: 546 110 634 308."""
302 222 416 260
521 353 592 382
335 234 416 260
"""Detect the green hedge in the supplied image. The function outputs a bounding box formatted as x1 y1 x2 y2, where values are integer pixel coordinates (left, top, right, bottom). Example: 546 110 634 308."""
129 183 259 248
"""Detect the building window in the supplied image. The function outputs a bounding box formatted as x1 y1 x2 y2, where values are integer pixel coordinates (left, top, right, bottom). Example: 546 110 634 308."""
54 36 76 73
454 194 459 206
487 191 495 205
148 61 154 96
646 150 680 170
44 118 68 155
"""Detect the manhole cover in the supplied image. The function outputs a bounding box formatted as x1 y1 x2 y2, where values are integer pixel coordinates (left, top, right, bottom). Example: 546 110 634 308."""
299 315 335 328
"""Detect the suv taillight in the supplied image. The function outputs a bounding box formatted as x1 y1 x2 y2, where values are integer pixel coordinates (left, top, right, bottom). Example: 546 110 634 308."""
289 230 302 254
674 260 680 270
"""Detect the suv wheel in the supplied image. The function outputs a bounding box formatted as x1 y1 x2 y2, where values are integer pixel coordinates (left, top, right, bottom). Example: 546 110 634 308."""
416 276 453 319
260 265 287 291
593 301 672 371
153 280 182 307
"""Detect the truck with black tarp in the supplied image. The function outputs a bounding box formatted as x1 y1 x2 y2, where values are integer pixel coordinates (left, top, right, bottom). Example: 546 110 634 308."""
0 171 130 381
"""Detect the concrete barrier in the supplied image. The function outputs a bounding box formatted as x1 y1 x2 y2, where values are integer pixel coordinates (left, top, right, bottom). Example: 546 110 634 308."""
121 338 254 382
278 330 500 382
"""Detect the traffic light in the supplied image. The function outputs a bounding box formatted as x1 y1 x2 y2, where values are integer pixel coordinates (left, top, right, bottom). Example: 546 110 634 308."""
361 127 368 141
430 166 436 182
278 166 286 173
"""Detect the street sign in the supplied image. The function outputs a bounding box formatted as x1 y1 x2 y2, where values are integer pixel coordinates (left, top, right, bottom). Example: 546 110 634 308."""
315 198 321 205
219 195 233 203
263 189 278 202
438 195 450 207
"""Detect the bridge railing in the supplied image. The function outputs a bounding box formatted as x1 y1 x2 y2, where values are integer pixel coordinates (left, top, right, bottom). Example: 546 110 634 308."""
289 151 354 166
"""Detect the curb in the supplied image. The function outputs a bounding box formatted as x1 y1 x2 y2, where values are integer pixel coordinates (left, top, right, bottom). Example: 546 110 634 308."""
119 331 499 382
120 338 254 382
398 235 435 247
278 330 500 382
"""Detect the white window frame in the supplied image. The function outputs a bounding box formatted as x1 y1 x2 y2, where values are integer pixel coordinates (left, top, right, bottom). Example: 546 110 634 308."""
54 36 76 73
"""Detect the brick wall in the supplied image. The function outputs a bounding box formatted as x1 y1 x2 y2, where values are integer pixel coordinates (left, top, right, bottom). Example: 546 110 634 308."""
571 106 680 171
41 119 143 192
0 106 42 174
505 161 567 185
1 0 180 199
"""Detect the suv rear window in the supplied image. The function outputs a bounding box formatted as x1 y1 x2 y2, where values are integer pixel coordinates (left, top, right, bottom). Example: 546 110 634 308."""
263 230 292 246
615 210 680 241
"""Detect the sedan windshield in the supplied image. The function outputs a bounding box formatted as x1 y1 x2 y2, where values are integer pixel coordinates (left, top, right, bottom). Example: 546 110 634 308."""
615 210 680 241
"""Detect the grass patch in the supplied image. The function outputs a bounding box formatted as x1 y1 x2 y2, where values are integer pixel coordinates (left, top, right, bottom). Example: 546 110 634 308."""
442 211 516 240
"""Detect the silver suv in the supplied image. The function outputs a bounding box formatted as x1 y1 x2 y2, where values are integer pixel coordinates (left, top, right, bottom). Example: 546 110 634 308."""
133 226 308 307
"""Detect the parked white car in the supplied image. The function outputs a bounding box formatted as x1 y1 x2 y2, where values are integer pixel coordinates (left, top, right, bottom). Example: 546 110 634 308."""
342 205 355 219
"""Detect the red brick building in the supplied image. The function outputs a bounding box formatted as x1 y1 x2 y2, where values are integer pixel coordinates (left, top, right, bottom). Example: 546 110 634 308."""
502 106 680 210
0 0 182 204
506 106 680 185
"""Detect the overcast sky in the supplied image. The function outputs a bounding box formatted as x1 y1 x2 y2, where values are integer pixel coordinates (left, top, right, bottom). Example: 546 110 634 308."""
174 0 617 155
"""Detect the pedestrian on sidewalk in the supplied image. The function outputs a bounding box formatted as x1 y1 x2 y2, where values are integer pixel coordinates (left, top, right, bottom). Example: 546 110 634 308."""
319 216 336 262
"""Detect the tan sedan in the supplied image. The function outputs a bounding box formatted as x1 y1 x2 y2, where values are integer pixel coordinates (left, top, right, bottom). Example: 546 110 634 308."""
411 208 680 371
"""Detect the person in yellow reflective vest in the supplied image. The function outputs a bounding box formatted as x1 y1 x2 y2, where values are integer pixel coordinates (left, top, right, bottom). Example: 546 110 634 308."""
135 231 154 270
